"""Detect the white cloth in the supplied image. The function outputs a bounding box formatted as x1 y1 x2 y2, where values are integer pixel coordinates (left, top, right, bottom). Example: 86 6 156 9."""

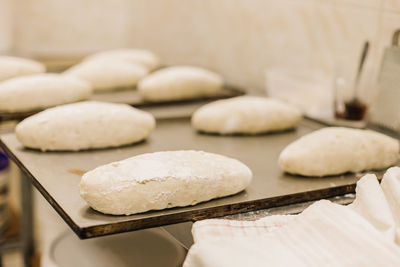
348 173 396 242
183 167 400 267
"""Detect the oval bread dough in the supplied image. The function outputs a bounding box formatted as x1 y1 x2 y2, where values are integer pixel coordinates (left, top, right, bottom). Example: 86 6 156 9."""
64 59 148 91
137 66 223 102
0 56 46 82
16 101 155 151
0 74 92 112
279 127 399 177
84 49 160 71
192 96 302 134
79 150 253 215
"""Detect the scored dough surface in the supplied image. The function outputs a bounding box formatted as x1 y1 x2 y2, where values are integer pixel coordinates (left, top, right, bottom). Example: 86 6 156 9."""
279 127 399 177
80 150 253 215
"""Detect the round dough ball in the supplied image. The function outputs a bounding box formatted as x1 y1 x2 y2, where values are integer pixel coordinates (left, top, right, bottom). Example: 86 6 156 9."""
0 56 46 82
0 73 92 112
16 101 155 151
80 150 253 215
137 66 223 102
192 96 302 135
84 49 160 71
64 59 148 91
279 127 399 177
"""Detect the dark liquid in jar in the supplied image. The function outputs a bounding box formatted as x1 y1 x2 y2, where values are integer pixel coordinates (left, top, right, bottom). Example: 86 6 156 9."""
335 100 368 121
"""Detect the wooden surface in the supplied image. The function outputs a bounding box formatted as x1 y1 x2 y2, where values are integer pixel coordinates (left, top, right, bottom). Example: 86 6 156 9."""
0 118 387 239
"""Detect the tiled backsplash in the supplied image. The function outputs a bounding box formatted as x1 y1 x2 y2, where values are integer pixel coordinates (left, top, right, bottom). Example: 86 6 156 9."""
12 0 133 57
0 0 13 53
126 0 398 93
2 0 400 93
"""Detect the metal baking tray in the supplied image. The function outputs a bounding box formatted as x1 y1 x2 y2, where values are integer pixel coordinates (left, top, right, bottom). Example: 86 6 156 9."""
90 84 243 107
0 85 244 122
0 118 389 239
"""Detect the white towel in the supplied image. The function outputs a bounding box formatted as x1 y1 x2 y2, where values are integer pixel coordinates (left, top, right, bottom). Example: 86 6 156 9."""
183 167 400 267
381 167 400 245
349 173 396 242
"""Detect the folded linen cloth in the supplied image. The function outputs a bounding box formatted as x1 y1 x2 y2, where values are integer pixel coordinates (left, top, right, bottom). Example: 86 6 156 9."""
381 167 400 245
183 167 400 267
349 173 396 242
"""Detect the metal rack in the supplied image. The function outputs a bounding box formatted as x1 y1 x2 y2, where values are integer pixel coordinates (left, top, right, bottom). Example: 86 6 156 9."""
0 171 33 267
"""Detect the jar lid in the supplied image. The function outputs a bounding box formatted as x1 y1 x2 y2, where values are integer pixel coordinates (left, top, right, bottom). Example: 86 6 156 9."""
0 151 9 171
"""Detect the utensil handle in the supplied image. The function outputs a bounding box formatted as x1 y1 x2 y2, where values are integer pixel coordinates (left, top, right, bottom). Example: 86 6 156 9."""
354 41 369 99
391 29 400 46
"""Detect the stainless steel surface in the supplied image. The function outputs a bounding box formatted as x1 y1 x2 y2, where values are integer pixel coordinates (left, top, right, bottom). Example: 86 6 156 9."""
0 118 383 239
89 89 142 104
89 85 244 106
92 89 212 119
0 85 244 122
370 29 400 131
162 223 194 250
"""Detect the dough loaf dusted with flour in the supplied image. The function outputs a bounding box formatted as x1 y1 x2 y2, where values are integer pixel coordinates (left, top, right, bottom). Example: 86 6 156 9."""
138 66 223 102
64 59 148 91
80 150 252 215
0 74 92 112
84 49 160 71
0 56 45 82
279 127 399 177
192 96 302 134
16 101 155 151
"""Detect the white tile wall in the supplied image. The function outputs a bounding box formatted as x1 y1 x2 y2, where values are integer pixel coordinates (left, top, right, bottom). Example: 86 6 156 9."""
5 0 396 93
318 0 381 9
126 0 387 93
311 2 382 75
383 0 400 13
128 0 317 92
0 0 14 54
14 0 133 57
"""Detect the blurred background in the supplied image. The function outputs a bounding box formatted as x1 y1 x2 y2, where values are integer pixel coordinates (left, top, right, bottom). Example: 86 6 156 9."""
1 0 398 93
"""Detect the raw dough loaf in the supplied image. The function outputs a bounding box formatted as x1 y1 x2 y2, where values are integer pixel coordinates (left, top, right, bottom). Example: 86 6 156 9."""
0 74 92 112
137 66 223 102
191 96 302 134
16 101 155 151
279 127 399 177
0 56 45 82
79 150 252 215
84 49 160 71
64 59 148 91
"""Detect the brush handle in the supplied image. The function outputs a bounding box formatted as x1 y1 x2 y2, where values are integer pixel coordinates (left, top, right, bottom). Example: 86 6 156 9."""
354 41 369 99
